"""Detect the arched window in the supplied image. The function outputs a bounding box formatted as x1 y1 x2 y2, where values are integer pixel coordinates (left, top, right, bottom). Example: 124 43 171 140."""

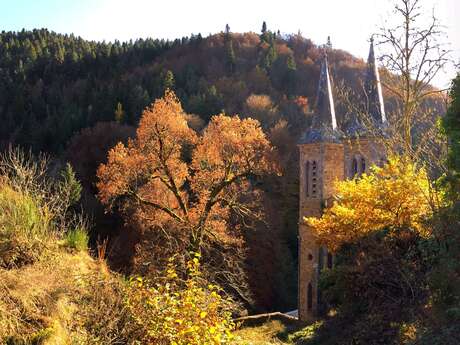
305 161 310 197
352 158 358 176
327 252 333 269
361 158 366 174
307 283 313 310
311 161 317 196
318 247 324 271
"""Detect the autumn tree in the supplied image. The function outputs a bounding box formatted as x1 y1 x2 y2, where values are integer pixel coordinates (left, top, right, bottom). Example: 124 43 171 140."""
305 157 443 343
97 91 278 299
243 94 279 129
306 156 434 251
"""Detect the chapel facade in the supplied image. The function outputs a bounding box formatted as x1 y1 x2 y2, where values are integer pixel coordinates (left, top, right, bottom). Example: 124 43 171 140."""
297 38 388 321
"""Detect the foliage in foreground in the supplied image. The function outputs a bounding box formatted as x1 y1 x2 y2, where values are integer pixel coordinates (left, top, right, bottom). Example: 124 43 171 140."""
127 254 236 345
303 155 460 344
0 148 237 344
0 251 134 344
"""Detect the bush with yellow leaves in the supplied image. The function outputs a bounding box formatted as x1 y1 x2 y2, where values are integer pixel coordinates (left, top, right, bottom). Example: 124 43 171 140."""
126 253 236 345
307 155 436 251
302 156 448 344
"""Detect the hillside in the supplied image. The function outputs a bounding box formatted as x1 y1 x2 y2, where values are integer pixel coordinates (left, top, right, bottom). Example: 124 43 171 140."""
0 28 366 153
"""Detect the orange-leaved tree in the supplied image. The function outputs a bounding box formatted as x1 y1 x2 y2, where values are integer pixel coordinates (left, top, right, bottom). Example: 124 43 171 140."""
97 90 278 256
306 156 436 252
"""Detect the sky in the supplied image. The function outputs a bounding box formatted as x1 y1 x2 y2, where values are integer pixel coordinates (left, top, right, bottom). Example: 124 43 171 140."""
1 0 459 88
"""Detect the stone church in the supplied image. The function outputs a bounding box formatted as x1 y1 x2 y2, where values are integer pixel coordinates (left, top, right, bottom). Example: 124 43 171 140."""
297 38 387 321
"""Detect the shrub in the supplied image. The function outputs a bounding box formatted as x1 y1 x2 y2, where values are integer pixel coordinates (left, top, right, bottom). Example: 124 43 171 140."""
0 148 86 268
65 226 89 251
126 253 236 345
0 183 53 268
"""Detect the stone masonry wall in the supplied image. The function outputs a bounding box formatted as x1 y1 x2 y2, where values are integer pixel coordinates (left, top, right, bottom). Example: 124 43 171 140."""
298 142 344 321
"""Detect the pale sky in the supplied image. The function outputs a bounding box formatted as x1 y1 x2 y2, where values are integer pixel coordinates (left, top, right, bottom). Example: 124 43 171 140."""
1 0 459 88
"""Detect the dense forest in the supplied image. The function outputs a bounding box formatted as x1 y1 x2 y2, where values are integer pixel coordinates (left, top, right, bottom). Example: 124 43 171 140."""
0 26 373 153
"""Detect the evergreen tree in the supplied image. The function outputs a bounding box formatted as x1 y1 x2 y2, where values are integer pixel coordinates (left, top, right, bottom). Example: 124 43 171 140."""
225 40 236 75
261 43 277 70
442 73 460 197
326 35 332 50
162 70 175 91
261 21 267 35
114 102 125 123
285 54 297 96
260 21 270 43
286 54 296 71
224 25 236 75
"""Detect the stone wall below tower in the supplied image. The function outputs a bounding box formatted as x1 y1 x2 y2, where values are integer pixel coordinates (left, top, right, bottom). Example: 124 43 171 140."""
298 142 344 321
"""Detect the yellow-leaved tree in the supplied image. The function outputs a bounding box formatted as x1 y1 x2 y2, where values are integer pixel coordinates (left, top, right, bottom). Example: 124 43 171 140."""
127 253 236 345
306 156 435 251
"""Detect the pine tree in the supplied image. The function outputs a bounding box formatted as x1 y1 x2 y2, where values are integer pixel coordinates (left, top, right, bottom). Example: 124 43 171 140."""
442 74 460 197
285 54 297 96
162 70 175 91
224 25 236 75
260 21 275 44
261 43 277 70
286 54 296 71
114 102 125 123
326 36 332 49
60 163 82 207
261 21 267 35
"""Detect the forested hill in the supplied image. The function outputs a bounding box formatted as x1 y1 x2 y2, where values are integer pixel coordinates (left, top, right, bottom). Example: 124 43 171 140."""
0 27 368 153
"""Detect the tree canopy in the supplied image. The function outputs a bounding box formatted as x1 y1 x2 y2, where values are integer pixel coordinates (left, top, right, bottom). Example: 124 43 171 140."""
97 90 278 253
306 156 434 251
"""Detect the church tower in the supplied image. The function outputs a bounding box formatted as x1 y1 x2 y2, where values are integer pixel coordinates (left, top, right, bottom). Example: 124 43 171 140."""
297 38 387 321
298 50 343 321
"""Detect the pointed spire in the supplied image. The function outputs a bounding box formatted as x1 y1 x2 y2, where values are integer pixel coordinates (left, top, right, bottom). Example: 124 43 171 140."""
299 43 341 144
315 50 337 130
365 37 386 125
344 37 388 138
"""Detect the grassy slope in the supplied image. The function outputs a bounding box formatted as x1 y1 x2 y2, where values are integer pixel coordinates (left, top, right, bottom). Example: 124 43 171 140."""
234 318 322 345
0 248 129 344
235 320 289 344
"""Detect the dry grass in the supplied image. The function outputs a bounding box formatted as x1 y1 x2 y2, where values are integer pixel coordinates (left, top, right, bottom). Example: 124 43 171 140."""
234 320 290 345
0 250 134 344
0 183 57 268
